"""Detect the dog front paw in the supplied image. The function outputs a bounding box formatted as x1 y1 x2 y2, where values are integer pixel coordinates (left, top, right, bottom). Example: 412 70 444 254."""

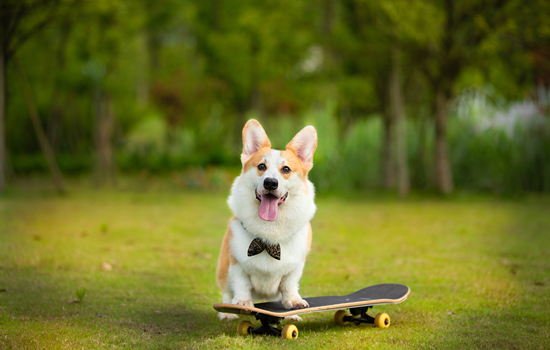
233 299 254 308
283 298 309 310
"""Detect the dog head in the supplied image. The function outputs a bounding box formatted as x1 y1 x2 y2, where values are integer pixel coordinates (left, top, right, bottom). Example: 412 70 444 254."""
239 119 317 222
228 119 317 236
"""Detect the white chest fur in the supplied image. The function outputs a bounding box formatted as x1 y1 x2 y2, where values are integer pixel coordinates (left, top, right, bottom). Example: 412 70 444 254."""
229 220 309 299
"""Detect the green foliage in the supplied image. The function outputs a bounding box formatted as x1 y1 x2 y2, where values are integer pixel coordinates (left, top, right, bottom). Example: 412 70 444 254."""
8 95 550 195
450 90 550 194
4 0 549 195
304 102 341 191
125 113 168 154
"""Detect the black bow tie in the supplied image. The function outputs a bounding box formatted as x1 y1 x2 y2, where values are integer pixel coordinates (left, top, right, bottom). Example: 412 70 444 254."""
248 238 281 260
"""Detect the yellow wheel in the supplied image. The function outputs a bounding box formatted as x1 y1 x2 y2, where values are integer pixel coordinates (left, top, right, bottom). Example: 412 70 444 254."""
281 324 299 339
334 310 350 325
374 313 390 328
237 320 253 335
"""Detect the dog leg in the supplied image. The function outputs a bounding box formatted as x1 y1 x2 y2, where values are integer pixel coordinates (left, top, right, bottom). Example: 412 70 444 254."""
285 315 303 322
229 265 254 308
218 291 239 321
279 263 309 310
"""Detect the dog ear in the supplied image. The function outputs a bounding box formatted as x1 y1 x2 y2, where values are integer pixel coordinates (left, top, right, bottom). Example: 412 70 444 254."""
286 125 317 169
241 119 271 164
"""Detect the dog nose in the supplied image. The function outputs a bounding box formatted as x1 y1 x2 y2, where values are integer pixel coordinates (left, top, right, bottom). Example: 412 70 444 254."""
263 178 278 191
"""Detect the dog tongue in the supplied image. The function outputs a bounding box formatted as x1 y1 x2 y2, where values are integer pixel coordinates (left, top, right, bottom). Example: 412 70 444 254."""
259 195 279 221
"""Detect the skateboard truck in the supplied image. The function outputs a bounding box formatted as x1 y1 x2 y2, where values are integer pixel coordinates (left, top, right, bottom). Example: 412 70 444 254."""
334 306 391 328
343 306 382 325
250 316 283 336
238 314 298 339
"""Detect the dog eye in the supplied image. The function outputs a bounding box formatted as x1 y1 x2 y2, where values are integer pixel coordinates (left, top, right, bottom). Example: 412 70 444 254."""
281 166 291 174
258 163 267 171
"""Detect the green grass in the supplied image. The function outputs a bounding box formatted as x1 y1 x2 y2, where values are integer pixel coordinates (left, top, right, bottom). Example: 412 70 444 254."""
1 185 549 349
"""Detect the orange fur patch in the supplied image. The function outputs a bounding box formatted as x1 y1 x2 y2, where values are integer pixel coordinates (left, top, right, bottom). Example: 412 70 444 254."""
279 149 310 181
216 217 238 290
243 147 273 174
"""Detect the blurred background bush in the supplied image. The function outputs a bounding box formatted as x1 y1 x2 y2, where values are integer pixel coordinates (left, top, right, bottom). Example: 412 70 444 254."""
1 0 549 195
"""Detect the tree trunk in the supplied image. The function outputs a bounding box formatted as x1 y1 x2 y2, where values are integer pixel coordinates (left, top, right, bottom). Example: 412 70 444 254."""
389 44 410 197
322 0 334 35
382 108 394 189
416 113 428 189
137 30 150 107
15 56 66 193
321 0 336 78
0 36 6 194
434 89 453 194
48 19 71 150
94 90 115 186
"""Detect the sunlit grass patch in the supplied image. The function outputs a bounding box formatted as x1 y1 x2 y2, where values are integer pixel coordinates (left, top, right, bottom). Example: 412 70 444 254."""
1 189 549 349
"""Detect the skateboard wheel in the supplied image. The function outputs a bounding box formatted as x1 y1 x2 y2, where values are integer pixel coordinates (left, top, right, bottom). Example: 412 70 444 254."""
334 310 350 325
237 320 253 335
374 313 390 328
281 324 299 339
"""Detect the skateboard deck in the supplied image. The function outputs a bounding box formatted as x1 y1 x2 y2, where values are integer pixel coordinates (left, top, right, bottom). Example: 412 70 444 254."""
214 283 409 317
213 283 410 339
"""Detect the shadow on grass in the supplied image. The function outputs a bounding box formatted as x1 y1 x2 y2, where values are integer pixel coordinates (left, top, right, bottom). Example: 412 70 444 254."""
0 268 226 347
116 305 218 341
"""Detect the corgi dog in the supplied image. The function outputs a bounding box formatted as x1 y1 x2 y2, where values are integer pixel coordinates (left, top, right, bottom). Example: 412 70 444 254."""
216 119 318 321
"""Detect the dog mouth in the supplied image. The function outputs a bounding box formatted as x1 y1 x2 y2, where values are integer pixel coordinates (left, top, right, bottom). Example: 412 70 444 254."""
255 189 288 205
255 189 288 221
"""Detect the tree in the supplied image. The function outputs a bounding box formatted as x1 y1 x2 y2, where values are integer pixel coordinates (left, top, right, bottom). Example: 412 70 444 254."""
15 56 66 192
413 0 510 194
190 0 315 120
0 0 65 193
336 0 434 195
335 0 396 189
78 1 137 186
389 43 410 197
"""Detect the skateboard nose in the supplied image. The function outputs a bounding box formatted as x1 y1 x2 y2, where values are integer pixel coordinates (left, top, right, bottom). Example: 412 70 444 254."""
263 178 278 191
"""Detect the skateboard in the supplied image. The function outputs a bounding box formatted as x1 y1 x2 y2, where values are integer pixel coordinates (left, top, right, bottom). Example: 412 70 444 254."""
213 283 410 339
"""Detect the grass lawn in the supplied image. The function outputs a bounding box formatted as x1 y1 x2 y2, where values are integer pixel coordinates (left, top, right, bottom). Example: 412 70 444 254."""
1 184 549 349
